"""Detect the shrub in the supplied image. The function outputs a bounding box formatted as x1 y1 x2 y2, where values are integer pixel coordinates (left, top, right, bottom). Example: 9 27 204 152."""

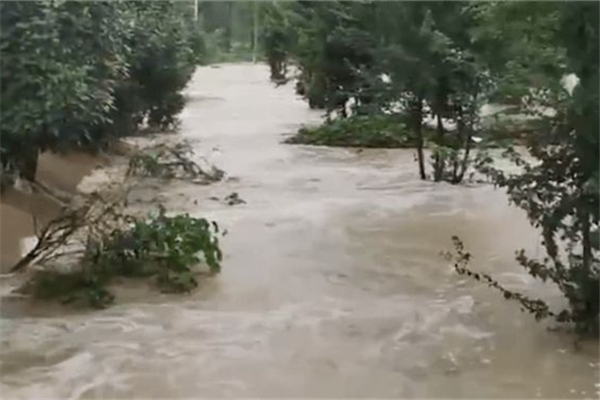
27 204 224 308
285 115 416 148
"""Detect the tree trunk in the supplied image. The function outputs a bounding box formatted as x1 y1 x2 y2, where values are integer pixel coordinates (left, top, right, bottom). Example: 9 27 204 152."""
340 104 347 119
202 2 214 32
433 113 445 182
456 109 473 184
411 97 426 180
224 1 233 52
252 1 259 63
18 146 39 182
582 210 592 270
455 133 472 184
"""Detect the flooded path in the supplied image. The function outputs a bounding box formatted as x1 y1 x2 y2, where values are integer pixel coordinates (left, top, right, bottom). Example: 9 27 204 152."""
1 63 598 399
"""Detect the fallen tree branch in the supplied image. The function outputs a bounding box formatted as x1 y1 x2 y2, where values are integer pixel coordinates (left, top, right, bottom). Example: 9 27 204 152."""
126 142 224 184
10 190 130 273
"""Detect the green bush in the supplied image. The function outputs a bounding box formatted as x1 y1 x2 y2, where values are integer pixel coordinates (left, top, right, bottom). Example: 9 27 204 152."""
29 205 223 308
285 115 416 148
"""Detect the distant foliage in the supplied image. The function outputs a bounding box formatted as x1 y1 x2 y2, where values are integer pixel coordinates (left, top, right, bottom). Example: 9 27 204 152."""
198 1 260 63
261 2 295 81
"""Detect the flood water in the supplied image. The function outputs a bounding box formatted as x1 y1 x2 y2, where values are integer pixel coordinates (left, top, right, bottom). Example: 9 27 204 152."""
1 63 598 399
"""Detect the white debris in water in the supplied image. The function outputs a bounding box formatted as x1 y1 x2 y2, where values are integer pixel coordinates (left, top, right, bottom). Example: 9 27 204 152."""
480 104 513 117
561 73 580 95
20 235 38 258
387 101 403 113
13 177 32 194
345 97 357 117
423 115 457 131
380 73 391 84
471 136 482 143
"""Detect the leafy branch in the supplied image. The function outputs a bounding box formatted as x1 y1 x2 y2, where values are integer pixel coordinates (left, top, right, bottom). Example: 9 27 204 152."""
126 142 225 184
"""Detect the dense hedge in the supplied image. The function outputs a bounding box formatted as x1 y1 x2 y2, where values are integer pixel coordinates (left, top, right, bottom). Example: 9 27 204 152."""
0 1 203 181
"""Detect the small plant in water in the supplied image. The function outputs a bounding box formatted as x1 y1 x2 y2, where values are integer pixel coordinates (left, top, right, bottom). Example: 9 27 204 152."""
92 205 223 290
285 115 418 149
26 203 224 308
127 142 225 184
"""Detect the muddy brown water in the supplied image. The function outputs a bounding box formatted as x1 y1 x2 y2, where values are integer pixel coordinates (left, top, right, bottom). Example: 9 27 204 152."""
0 63 598 399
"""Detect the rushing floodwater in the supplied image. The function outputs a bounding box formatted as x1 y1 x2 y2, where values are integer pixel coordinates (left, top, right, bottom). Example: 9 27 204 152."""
1 63 598 399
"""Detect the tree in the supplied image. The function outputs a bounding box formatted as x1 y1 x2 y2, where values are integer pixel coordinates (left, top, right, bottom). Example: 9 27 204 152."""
370 2 437 180
261 2 294 81
269 1 376 115
0 1 129 180
274 2 493 184
366 2 488 182
457 1 599 334
110 1 202 132
0 0 204 183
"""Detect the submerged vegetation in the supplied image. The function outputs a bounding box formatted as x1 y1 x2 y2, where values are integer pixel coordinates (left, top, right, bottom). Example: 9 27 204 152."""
127 142 225 184
23 202 223 308
286 116 418 148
